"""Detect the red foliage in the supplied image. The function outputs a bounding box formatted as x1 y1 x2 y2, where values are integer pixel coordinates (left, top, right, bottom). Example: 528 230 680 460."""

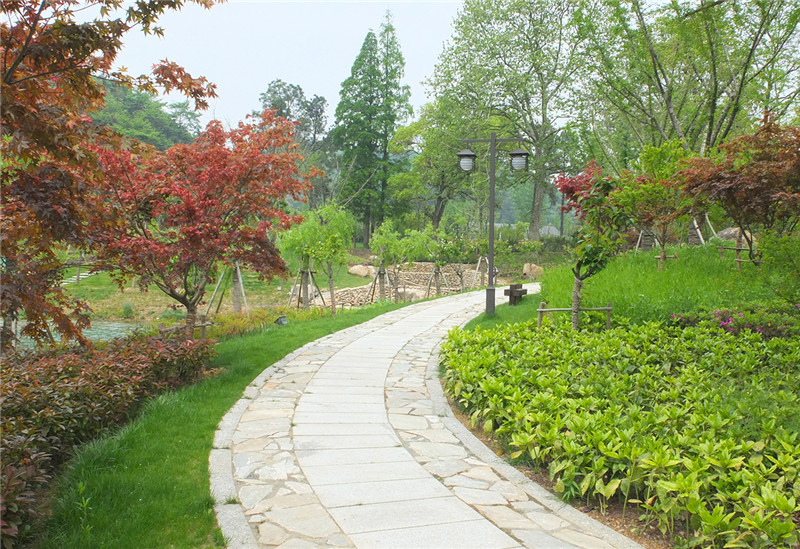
554 160 605 217
0 334 215 546
680 114 800 256
94 111 316 326
1 0 217 348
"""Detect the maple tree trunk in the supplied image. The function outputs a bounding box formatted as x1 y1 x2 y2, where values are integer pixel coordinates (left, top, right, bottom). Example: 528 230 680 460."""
184 304 198 338
658 246 667 271
571 274 583 330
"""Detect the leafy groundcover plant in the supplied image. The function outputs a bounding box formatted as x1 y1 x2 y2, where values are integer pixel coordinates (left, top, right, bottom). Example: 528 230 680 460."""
0 334 214 547
440 321 800 548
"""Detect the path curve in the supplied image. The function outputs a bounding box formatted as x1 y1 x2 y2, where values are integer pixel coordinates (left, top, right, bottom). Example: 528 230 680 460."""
210 286 644 549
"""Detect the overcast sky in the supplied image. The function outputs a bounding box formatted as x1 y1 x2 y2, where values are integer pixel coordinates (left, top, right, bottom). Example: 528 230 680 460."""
116 0 464 129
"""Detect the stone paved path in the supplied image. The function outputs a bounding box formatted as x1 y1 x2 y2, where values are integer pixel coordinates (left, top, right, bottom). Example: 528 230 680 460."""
210 285 644 549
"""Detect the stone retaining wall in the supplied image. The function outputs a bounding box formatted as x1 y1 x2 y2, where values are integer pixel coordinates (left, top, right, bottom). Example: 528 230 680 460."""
308 262 485 308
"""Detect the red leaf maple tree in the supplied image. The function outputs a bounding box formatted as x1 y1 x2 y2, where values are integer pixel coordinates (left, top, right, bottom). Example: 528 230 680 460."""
1 0 218 348
680 113 800 260
95 111 316 330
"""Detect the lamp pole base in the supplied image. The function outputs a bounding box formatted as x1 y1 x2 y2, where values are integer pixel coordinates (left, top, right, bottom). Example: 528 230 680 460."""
485 286 495 316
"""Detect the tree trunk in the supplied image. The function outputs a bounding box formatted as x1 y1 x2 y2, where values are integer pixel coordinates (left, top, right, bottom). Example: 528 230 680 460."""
378 260 386 301
434 265 442 297
184 304 198 338
571 274 583 330
231 266 243 313
658 246 667 271
327 265 336 316
527 178 546 241
301 269 309 309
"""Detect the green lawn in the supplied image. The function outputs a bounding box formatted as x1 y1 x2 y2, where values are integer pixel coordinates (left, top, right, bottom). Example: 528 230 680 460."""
37 301 404 549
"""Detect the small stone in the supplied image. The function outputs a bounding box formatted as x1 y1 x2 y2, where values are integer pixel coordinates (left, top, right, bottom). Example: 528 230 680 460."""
511 500 545 513
524 511 568 531
491 480 529 502
408 441 468 459
463 466 501 482
476 505 538 529
423 459 470 477
511 530 575 548
552 530 615 549
444 475 490 489
258 522 288 545
266 504 341 538
238 484 273 508
276 539 321 549
249 514 266 523
285 481 314 495
453 486 509 505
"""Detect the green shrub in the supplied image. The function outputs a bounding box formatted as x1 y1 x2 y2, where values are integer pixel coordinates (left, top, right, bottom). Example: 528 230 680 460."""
759 232 800 305
441 322 800 548
121 302 135 319
0 335 214 547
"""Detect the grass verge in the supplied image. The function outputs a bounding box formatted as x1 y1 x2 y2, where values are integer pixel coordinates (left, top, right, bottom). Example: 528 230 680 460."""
36 301 404 549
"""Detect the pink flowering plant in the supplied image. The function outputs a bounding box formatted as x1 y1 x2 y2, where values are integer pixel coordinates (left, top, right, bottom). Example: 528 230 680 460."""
669 303 800 340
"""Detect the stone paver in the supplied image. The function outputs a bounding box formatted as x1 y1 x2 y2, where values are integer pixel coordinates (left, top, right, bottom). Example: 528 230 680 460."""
211 286 644 549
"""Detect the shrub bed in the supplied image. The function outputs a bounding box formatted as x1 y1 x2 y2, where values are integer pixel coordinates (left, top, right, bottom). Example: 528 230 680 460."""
440 322 800 548
669 302 800 341
0 334 215 547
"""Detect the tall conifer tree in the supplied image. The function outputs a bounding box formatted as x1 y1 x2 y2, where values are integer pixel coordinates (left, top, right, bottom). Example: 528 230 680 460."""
333 12 411 243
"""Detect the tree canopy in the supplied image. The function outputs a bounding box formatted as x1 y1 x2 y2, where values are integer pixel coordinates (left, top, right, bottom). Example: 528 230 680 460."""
95 111 314 329
332 12 412 242
91 81 198 150
1 0 217 347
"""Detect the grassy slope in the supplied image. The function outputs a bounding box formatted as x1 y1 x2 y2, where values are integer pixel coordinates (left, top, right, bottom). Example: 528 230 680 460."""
537 244 774 324
38 302 403 549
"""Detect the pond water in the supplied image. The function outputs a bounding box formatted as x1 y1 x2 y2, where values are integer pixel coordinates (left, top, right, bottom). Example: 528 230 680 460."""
16 320 147 349
82 320 148 341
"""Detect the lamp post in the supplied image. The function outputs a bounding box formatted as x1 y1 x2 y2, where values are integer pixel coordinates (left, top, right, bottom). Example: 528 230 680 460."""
457 132 529 315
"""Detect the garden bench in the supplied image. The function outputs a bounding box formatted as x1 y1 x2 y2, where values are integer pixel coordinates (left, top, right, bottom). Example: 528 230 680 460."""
503 283 528 306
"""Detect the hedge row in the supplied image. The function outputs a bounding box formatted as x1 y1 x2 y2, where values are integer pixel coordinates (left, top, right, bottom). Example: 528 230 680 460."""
0 334 215 547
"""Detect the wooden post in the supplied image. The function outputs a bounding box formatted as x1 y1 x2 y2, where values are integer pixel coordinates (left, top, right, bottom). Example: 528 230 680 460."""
537 301 547 328
605 303 612 330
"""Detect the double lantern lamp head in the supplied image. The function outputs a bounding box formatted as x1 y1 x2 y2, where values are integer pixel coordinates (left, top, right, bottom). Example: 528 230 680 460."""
456 147 530 172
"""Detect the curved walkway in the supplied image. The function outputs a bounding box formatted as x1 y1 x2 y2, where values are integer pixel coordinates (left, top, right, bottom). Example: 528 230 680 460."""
210 286 643 549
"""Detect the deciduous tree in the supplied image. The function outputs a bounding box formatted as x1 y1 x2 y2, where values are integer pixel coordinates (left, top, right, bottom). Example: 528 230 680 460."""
556 162 631 329
581 0 800 158
281 204 355 315
680 113 800 259
431 0 586 240
611 140 694 268
96 111 314 332
1 0 217 348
